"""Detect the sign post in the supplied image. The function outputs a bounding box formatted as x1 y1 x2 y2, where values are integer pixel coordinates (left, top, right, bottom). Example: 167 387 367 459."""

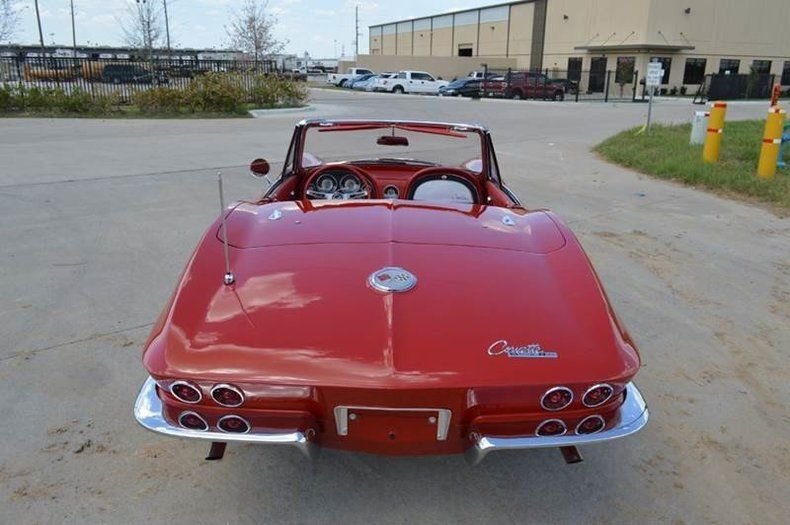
645 62 663 130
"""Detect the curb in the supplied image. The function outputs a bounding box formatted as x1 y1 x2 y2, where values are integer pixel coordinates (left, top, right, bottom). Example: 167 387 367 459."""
248 105 315 117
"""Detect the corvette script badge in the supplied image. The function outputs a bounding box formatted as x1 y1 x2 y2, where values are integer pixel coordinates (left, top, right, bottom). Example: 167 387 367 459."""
368 267 417 293
487 339 558 359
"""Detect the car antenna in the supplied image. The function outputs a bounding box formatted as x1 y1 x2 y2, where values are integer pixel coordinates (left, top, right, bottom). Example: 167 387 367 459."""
217 171 235 286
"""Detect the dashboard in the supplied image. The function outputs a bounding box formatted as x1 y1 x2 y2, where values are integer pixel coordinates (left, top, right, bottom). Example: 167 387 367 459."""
303 164 482 204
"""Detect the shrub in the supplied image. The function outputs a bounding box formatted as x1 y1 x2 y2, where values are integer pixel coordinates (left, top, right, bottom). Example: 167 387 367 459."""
0 84 12 111
680 85 688 95
0 72 308 116
0 84 120 115
249 74 308 108
183 72 247 113
133 87 184 114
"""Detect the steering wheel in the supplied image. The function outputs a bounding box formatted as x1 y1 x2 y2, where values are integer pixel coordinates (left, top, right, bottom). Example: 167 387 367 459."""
404 167 483 204
303 164 377 200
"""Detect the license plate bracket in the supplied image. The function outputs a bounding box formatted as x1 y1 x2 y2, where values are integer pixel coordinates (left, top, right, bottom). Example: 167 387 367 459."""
334 406 451 441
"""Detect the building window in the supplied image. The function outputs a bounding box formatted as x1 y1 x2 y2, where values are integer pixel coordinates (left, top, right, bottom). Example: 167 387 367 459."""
782 62 790 85
650 57 672 84
718 59 740 75
567 57 582 81
683 58 707 85
615 56 635 84
752 60 771 74
457 44 473 57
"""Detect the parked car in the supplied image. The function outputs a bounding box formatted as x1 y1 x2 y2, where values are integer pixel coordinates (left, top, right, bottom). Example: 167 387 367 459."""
368 72 399 92
549 78 579 95
384 71 449 94
134 118 649 465
466 70 499 80
347 73 376 90
327 67 374 87
438 78 482 97
497 71 565 100
101 64 168 85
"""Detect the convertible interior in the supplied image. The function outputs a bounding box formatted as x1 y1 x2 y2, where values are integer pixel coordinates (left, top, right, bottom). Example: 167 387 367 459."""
250 121 520 209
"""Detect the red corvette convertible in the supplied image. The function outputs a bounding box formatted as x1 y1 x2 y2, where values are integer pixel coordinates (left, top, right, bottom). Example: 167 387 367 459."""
134 119 648 464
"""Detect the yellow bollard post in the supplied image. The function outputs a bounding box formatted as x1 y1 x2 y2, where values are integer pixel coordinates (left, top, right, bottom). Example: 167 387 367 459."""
756 106 786 180
702 101 727 163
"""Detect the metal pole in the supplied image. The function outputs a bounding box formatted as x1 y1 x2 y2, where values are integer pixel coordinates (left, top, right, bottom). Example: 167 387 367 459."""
33 0 45 50
163 0 171 57
646 86 654 130
70 0 77 56
355 5 359 59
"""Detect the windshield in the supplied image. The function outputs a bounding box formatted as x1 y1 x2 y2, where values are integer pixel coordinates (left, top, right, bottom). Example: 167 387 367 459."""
302 125 484 171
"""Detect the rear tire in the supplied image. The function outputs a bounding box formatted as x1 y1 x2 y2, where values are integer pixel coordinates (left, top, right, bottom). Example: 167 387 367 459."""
553 91 565 101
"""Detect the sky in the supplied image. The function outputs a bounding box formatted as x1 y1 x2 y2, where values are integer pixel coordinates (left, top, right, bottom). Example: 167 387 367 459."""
6 0 508 58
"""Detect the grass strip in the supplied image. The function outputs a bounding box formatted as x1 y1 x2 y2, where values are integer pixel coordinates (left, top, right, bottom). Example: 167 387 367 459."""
594 121 789 213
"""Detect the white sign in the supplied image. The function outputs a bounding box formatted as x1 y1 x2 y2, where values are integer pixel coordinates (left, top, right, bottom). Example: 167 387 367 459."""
646 62 664 87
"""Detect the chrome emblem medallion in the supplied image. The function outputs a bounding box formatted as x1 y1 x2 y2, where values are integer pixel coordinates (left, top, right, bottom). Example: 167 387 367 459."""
368 267 417 293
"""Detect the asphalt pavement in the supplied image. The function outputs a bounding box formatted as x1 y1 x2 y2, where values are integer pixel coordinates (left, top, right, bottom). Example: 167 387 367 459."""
0 90 787 524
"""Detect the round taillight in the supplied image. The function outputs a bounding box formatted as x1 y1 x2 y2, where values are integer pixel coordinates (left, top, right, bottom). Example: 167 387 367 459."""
178 411 208 431
211 384 244 407
536 419 567 437
170 381 202 404
541 386 573 411
218 415 250 434
576 415 605 435
582 384 614 407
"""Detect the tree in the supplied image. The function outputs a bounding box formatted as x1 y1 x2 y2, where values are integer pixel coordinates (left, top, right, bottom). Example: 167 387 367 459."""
0 0 21 43
120 0 164 58
225 0 285 64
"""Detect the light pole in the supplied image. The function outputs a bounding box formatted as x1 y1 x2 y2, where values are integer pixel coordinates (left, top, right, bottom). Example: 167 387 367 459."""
70 0 77 56
33 0 45 51
162 0 171 58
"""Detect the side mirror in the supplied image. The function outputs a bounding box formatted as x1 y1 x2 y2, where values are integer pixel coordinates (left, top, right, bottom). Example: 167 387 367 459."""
249 158 270 177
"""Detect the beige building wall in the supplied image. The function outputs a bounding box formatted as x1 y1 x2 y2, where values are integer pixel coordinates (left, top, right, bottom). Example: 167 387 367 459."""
431 14 454 56
412 19 432 56
543 0 650 57
453 25 479 56
646 0 790 77
478 22 508 56
507 3 534 60
396 23 412 56
368 0 790 85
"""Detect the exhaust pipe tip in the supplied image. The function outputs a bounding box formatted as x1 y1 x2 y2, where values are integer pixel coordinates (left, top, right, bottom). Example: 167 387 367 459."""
560 445 583 464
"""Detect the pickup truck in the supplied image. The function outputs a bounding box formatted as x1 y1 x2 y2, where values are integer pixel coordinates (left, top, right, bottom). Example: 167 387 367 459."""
486 71 565 100
326 67 374 87
378 70 449 94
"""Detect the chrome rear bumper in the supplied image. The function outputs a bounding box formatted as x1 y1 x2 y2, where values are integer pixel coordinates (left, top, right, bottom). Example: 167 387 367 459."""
133 377 318 459
464 382 648 465
135 376 646 465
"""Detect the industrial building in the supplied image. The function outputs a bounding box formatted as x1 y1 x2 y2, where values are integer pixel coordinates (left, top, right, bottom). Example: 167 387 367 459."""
363 0 790 88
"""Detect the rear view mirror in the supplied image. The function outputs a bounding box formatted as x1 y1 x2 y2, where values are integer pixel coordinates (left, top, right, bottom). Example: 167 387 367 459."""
249 158 270 177
377 135 409 146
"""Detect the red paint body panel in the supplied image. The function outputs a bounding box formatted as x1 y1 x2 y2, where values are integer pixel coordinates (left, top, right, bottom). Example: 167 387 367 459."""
140 120 642 456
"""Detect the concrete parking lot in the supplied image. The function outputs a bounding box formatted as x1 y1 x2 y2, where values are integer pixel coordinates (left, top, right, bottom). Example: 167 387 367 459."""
1 90 787 524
